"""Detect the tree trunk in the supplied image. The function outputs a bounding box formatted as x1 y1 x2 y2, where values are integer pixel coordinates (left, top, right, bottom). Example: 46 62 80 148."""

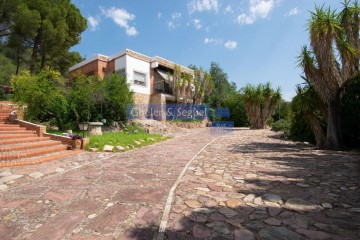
324 100 342 150
40 45 46 70
15 55 20 75
29 26 42 73
305 112 325 148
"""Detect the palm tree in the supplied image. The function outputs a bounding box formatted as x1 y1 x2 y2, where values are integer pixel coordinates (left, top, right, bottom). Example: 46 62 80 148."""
170 65 213 105
298 0 359 149
193 67 213 105
243 82 281 129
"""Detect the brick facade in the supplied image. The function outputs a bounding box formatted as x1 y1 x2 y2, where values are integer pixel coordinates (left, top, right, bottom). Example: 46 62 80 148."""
69 58 108 79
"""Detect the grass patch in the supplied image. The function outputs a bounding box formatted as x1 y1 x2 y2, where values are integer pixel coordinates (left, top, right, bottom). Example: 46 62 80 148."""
87 125 169 152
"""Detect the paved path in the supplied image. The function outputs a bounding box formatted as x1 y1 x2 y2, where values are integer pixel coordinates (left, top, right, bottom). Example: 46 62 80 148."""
0 129 217 240
1 129 359 240
166 130 360 240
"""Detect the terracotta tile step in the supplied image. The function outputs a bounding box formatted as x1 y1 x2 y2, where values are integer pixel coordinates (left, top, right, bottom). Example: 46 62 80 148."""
0 130 36 134
0 123 19 126
0 144 68 161
0 150 83 168
0 127 24 131
0 140 62 152
0 137 51 145
0 133 38 139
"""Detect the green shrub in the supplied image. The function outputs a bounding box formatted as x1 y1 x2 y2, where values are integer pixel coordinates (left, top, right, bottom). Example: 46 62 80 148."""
272 119 291 133
288 112 316 144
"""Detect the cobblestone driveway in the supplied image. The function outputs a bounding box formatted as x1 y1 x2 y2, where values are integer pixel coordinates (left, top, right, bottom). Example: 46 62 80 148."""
1 129 359 240
165 130 360 240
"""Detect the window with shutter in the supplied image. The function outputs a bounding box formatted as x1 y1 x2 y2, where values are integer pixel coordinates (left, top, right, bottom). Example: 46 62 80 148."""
133 71 146 86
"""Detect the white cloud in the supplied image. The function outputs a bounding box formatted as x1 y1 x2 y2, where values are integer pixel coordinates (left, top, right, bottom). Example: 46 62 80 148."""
101 7 138 36
158 12 162 19
286 7 300 16
237 0 276 25
126 26 138 36
224 40 237 50
168 12 182 30
204 37 223 45
193 19 202 29
225 5 233 13
188 0 220 14
88 16 100 31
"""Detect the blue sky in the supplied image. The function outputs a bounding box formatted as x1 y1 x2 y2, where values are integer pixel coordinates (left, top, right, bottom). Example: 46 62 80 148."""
71 0 343 101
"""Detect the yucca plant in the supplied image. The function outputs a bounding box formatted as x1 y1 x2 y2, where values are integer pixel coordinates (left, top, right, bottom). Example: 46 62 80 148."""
242 82 281 129
298 0 359 149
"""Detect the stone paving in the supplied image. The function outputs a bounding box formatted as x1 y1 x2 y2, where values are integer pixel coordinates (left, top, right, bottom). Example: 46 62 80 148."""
165 130 360 240
0 129 217 240
0 128 359 240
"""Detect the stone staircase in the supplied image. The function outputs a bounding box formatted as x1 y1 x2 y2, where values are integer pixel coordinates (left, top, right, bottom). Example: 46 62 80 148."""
0 106 82 167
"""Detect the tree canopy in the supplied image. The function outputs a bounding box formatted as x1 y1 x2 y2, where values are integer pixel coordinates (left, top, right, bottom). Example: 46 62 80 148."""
0 0 86 80
11 68 134 130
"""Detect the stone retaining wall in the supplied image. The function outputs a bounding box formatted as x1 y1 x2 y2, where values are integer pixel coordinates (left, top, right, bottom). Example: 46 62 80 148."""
168 121 207 129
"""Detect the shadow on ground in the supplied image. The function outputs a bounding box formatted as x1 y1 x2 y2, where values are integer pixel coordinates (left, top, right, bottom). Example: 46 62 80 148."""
123 137 360 240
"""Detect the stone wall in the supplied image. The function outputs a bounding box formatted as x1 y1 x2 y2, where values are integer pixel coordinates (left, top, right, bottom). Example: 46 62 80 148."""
168 121 207 129
134 93 151 105
150 93 166 105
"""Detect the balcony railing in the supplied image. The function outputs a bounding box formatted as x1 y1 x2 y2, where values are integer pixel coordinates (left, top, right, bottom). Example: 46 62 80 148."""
154 80 173 95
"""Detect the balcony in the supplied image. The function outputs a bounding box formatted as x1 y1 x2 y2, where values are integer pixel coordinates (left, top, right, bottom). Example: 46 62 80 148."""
153 68 173 95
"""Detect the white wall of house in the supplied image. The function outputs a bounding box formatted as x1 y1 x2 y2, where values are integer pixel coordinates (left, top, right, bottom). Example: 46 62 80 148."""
114 55 150 95
115 55 126 70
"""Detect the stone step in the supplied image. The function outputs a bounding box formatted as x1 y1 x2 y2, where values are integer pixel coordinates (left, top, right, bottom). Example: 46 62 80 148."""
0 133 37 139
0 149 83 167
0 126 24 131
0 130 36 135
0 144 68 161
0 136 51 145
0 140 61 152
0 123 18 127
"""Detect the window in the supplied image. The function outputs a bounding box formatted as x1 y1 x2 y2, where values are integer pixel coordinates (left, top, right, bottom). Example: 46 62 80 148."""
133 71 146 86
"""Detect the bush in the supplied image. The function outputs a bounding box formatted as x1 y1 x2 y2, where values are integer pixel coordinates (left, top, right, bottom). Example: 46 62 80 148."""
11 68 133 130
288 111 316 144
272 119 291 133
341 75 360 148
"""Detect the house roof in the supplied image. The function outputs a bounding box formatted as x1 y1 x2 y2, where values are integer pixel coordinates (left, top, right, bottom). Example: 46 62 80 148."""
152 56 194 75
68 49 194 75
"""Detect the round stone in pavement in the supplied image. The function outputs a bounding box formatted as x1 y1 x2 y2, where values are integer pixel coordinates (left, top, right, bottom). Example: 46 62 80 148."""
262 193 283 204
284 198 323 212
185 200 202 208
